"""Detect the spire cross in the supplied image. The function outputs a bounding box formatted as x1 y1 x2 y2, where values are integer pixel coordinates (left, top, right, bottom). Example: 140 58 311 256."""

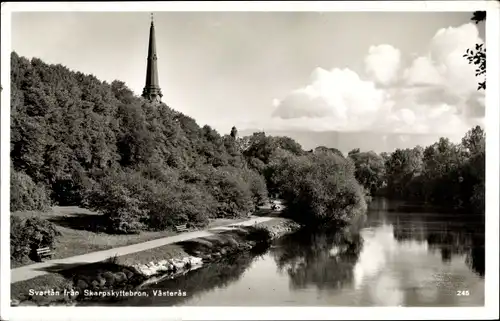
151 13 154 24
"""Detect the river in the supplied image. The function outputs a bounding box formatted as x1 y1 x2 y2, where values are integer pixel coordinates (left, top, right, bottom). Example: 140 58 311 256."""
113 198 485 307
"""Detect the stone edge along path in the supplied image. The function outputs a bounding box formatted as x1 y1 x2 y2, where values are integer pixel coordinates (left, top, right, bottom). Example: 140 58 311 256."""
11 216 275 284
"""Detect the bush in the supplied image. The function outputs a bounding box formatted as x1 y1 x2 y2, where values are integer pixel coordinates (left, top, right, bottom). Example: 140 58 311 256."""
11 216 30 262
10 170 51 212
269 152 367 226
152 168 215 224
24 216 62 247
206 169 254 218
240 168 268 206
85 170 148 234
247 157 266 174
11 216 61 262
85 169 215 233
145 180 213 230
50 167 93 206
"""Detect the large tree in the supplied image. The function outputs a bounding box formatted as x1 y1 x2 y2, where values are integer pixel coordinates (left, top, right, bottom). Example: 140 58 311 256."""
267 151 366 226
347 150 386 195
384 147 424 198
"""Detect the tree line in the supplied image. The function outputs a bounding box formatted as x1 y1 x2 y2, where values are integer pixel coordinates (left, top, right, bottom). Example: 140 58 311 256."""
346 126 485 215
10 47 485 241
10 52 368 236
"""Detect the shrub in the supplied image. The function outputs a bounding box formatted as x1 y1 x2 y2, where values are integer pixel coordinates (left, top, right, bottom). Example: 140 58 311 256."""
85 170 148 234
145 180 213 230
206 169 254 218
269 152 367 226
11 216 31 262
247 157 266 174
10 170 51 212
11 216 61 262
23 216 62 247
240 168 268 206
86 169 214 233
50 167 94 206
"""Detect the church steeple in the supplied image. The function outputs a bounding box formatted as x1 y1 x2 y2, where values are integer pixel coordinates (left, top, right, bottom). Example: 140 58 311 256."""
142 13 163 103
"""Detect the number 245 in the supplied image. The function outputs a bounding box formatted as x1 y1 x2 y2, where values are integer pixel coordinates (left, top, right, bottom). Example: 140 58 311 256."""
457 290 470 296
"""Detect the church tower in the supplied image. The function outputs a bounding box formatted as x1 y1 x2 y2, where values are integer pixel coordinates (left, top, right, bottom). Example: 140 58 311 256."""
142 13 163 103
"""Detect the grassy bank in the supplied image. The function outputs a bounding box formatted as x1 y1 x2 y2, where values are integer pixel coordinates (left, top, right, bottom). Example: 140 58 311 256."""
11 217 299 306
11 206 249 268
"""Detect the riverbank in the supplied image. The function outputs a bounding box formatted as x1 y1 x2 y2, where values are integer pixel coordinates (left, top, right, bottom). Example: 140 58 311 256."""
11 217 300 306
11 206 252 268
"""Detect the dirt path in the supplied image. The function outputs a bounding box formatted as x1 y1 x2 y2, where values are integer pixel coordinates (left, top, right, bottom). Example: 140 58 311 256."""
11 216 275 284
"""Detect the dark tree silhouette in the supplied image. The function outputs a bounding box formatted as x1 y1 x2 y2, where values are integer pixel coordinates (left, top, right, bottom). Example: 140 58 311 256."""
230 126 238 139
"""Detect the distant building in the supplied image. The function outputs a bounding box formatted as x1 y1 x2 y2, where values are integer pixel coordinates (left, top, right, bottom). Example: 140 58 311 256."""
142 14 163 103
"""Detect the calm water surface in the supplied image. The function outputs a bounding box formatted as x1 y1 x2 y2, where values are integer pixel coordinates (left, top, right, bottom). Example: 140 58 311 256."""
116 198 485 307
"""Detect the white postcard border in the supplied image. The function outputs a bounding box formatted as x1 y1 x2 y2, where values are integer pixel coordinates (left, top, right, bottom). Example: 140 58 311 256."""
1 1 498 320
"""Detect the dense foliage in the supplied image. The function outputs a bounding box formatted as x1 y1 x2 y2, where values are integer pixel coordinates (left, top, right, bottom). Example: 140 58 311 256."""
236 132 368 226
12 53 367 232
11 169 51 212
354 126 485 214
347 149 386 195
10 51 485 237
267 150 367 226
10 52 266 233
11 216 61 262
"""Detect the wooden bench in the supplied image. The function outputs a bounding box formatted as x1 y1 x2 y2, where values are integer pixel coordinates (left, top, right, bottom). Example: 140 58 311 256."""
175 224 188 233
36 246 52 260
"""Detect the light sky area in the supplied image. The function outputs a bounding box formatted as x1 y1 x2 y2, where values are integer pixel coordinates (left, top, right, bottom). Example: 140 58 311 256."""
11 11 486 152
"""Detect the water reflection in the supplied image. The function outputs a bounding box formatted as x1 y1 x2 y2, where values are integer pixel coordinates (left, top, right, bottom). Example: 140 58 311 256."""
373 198 485 277
351 199 485 306
271 227 363 291
113 198 484 306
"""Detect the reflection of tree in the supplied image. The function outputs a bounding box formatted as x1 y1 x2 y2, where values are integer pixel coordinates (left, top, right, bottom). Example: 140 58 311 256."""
108 247 266 306
465 224 485 277
271 227 363 291
391 212 484 276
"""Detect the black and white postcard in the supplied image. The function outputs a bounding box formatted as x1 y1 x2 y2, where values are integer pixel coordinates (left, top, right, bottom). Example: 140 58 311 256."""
1 1 498 320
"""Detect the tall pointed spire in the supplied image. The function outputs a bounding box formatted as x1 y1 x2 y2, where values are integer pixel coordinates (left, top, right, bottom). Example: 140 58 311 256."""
142 13 163 103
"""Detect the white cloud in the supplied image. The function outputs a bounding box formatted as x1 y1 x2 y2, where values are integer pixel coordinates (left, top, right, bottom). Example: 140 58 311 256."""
271 67 386 130
268 23 485 138
406 23 484 95
364 44 401 86
403 56 444 86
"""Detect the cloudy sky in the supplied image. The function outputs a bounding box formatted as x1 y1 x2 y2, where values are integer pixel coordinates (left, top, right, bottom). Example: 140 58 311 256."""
11 11 485 152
